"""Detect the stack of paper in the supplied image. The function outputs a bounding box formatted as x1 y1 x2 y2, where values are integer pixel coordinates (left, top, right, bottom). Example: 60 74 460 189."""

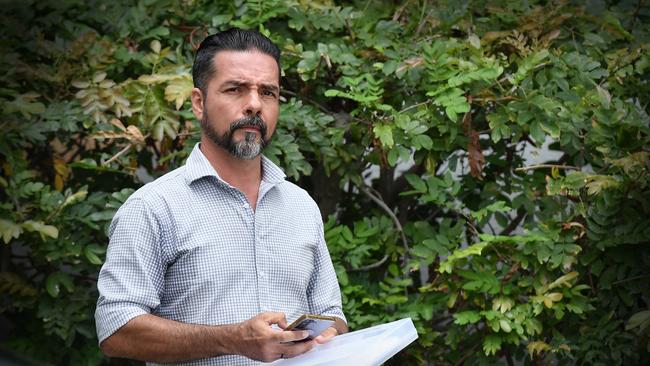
272 317 418 366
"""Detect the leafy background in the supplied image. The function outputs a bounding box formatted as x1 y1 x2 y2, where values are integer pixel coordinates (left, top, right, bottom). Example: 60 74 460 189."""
1 0 649 365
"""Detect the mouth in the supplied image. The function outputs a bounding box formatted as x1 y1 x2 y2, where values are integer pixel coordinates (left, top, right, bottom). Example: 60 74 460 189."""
239 126 260 132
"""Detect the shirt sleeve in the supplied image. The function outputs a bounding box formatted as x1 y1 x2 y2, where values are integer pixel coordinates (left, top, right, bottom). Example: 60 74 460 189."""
95 197 168 343
307 212 347 324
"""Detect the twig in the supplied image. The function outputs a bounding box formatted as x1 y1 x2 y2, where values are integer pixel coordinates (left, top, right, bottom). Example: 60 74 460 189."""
176 131 201 137
504 347 515 366
455 340 481 366
612 274 650 286
189 26 203 50
344 19 356 43
500 210 526 235
349 254 389 272
460 212 480 237
472 96 516 103
102 144 132 166
630 0 645 28
392 0 411 21
357 184 410 265
515 164 580 172
414 0 430 36
280 89 332 114
398 99 431 114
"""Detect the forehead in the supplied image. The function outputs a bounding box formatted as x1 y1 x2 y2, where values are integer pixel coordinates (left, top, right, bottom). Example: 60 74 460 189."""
211 50 280 86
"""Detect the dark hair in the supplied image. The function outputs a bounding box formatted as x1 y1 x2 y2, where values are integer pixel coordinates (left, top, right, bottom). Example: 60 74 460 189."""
192 28 281 93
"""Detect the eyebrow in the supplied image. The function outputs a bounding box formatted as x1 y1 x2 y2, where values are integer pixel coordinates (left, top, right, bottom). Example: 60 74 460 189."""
221 80 280 93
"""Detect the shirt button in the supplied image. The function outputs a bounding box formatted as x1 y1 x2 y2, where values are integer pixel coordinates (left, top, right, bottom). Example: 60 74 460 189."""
243 202 249 209
259 271 265 278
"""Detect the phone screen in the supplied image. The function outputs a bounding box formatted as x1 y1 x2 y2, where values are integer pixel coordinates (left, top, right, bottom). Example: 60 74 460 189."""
286 315 336 341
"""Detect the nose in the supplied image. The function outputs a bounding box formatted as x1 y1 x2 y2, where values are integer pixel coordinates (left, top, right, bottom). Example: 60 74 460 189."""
244 90 262 117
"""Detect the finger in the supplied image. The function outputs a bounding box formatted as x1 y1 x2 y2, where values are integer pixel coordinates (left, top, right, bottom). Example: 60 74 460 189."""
314 327 338 344
276 316 288 329
279 339 315 358
261 311 287 326
276 330 310 343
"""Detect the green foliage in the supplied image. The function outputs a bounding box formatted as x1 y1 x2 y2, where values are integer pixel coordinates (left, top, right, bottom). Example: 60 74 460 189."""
1 0 649 365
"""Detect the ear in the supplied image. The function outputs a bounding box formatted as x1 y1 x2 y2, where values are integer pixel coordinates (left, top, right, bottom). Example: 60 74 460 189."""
191 87 204 120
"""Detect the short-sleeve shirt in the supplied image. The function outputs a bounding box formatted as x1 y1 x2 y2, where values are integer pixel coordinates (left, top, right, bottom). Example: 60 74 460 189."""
95 143 345 366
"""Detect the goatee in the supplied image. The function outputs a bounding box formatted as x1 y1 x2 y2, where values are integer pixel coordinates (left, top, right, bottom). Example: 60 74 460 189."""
201 113 270 160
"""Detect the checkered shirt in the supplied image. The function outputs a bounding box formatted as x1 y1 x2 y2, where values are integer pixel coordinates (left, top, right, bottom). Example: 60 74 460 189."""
95 143 345 366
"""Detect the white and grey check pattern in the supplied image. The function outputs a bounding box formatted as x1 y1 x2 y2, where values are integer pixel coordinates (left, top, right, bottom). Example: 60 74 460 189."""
95 143 345 366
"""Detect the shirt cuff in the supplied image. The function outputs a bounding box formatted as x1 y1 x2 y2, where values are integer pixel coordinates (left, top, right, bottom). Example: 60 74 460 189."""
320 308 347 325
95 301 150 344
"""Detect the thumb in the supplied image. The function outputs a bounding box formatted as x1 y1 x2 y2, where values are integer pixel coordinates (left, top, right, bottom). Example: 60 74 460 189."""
262 312 288 327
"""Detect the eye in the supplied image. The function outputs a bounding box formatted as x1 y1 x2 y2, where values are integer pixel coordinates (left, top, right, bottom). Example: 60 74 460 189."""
225 86 242 93
262 90 277 98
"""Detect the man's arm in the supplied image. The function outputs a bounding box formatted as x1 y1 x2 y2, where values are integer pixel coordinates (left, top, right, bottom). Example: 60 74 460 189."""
101 312 314 363
306 208 349 343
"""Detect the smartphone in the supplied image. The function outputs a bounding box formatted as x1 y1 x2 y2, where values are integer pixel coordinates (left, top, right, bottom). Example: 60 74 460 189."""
285 314 336 341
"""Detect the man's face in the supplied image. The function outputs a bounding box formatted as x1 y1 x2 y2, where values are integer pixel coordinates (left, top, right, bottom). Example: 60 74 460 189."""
193 50 280 159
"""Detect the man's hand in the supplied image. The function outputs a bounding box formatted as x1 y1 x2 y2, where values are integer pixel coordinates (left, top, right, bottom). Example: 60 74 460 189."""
233 312 316 362
313 326 338 344
314 317 347 344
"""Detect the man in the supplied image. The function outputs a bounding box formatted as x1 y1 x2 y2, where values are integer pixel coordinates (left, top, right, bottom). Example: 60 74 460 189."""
95 28 347 365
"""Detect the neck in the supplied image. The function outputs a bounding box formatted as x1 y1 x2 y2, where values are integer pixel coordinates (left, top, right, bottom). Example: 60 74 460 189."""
200 137 262 208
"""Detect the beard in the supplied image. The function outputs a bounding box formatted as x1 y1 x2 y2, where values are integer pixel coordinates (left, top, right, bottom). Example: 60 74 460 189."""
201 112 271 160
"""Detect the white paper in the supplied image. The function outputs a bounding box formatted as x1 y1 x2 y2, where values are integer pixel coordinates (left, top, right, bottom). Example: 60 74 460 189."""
271 318 418 366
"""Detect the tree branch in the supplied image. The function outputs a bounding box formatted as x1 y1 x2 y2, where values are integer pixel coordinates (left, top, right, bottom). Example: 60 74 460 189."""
500 209 526 236
357 184 410 266
612 273 650 286
515 164 580 173
102 144 131 166
398 99 431 114
349 254 389 272
280 89 333 115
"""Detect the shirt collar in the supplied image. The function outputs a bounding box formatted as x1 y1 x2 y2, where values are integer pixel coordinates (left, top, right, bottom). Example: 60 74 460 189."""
184 143 286 186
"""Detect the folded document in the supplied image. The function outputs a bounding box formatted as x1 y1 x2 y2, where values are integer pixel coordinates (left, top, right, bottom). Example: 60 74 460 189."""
272 317 418 366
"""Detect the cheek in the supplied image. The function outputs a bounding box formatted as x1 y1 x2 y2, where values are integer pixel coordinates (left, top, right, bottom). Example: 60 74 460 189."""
207 101 234 125
264 104 280 128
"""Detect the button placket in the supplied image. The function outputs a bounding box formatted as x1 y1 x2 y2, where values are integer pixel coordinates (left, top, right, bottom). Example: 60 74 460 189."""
255 201 271 313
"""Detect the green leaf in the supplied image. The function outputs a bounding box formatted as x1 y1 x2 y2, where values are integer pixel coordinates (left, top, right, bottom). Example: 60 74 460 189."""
45 272 74 298
60 188 88 210
45 274 61 297
596 85 611 109
471 201 511 221
164 75 193 110
529 121 546 143
483 334 502 356
405 174 427 193
527 341 551 357
21 221 58 240
492 297 514 313
430 88 469 121
0 219 23 244
454 311 481 325
626 310 650 332
439 242 489 273
548 271 579 290
585 175 620 195
84 244 105 265
373 124 394 148
499 319 512 333
512 50 549 85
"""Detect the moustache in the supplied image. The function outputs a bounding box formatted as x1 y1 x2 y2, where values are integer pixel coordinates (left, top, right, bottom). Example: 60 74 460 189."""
229 115 267 136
